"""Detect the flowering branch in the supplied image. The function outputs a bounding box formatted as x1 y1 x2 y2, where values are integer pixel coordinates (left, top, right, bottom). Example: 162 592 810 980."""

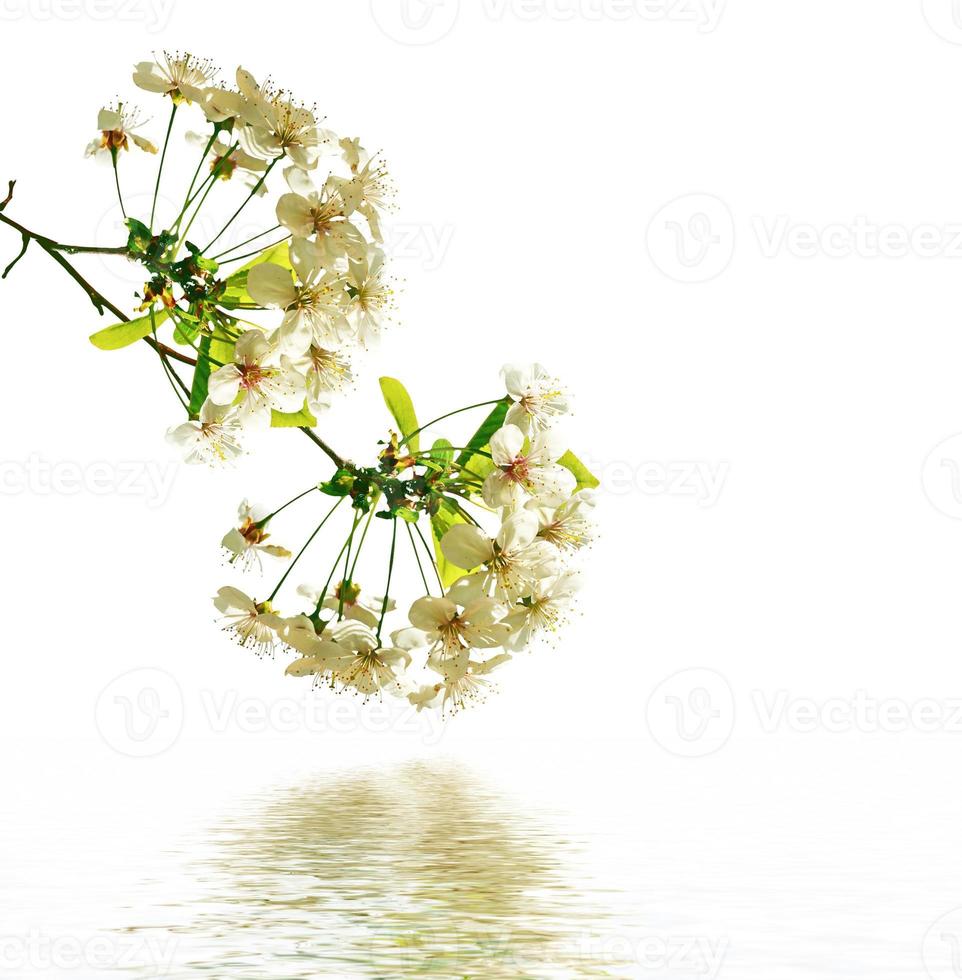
0 52 601 716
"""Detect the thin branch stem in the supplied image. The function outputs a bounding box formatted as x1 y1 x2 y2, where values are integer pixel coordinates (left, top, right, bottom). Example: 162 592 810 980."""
347 498 380 582
183 130 217 210
216 236 291 266
401 399 504 448
407 522 432 595
413 521 444 593
203 156 281 253
111 153 127 221
337 511 362 620
267 498 344 603
264 486 319 523
211 224 283 261
376 519 398 643
150 103 178 231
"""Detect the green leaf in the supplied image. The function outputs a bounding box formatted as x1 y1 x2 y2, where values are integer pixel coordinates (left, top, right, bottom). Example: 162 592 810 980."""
219 241 292 309
558 450 600 491
89 308 169 351
320 469 355 497
379 377 420 453
125 218 152 255
186 334 234 416
172 315 200 346
430 498 470 589
271 402 318 428
188 336 213 416
429 438 455 467
455 398 509 480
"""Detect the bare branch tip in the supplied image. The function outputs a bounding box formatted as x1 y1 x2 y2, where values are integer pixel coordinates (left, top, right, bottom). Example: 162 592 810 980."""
0 180 16 212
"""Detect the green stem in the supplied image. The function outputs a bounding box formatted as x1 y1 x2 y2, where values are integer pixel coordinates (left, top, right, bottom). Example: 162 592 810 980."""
150 306 189 410
415 447 492 459
203 156 281 253
337 511 363 620
111 152 127 221
348 498 379 582
150 103 178 232
267 498 343 603
263 486 319 524
413 521 444 593
401 399 503 448
407 522 432 595
183 130 218 211
312 534 352 619
211 224 283 260
376 519 398 643
217 236 291 266
172 139 238 236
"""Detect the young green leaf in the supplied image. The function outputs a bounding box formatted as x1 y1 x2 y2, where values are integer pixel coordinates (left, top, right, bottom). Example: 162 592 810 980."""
379 377 420 453
271 402 319 428
430 497 470 588
557 450 600 491
89 308 169 351
454 398 509 480
429 438 455 467
187 334 234 416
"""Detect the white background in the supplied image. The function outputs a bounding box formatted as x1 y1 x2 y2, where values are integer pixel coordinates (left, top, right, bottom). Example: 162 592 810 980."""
4 1 962 977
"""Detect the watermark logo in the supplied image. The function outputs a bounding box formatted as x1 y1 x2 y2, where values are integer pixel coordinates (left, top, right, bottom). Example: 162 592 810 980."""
0 0 175 31
0 455 178 508
0 930 177 975
581 455 729 507
922 0 962 44
924 908 962 979
382 220 456 271
754 215 962 260
371 0 725 43
646 193 735 283
370 0 461 44
922 434 962 519
199 689 446 744
646 668 735 757
95 668 184 757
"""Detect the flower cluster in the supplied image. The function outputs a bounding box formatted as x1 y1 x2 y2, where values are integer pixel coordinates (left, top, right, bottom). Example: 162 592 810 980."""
81 52 394 463
214 364 597 714
0 52 597 716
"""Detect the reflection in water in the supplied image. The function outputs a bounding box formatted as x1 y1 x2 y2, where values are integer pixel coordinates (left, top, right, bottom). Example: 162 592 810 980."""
150 761 629 978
